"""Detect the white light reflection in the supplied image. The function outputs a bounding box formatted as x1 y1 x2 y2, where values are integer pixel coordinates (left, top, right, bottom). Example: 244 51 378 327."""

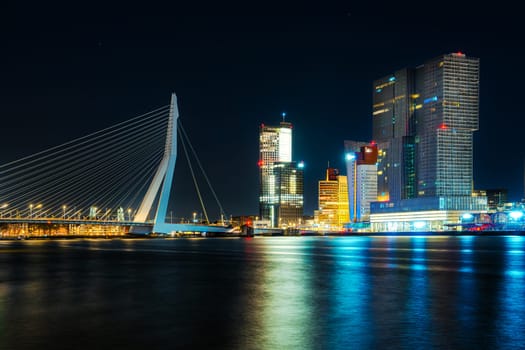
258 239 315 349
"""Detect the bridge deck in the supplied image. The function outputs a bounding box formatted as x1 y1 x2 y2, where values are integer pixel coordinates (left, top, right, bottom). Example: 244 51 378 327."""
0 218 149 226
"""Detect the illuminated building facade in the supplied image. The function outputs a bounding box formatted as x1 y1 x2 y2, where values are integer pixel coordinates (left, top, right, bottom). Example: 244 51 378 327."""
370 53 487 232
345 143 378 222
316 168 349 229
259 121 303 227
417 53 479 197
373 68 418 202
272 161 304 227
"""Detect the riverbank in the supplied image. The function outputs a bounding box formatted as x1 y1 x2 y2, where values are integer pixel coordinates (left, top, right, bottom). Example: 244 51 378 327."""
2 230 525 240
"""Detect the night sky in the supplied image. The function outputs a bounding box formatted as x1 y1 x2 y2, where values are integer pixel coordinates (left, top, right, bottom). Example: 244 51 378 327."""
1 2 522 219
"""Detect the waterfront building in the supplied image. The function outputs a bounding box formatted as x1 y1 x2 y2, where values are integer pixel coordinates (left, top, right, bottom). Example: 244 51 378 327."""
417 53 479 198
370 53 487 232
259 121 304 227
372 68 417 202
272 161 304 227
345 143 378 222
483 189 507 212
316 167 349 229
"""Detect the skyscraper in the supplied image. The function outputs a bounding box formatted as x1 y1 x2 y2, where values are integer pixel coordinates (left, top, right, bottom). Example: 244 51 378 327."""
272 161 304 227
259 121 303 227
373 68 417 202
370 52 486 231
417 52 479 198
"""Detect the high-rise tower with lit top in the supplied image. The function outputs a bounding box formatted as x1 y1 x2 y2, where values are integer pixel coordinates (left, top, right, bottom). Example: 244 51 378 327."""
259 120 303 227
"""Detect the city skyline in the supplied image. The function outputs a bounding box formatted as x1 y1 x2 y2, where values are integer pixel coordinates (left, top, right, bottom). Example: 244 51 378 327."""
1 3 523 218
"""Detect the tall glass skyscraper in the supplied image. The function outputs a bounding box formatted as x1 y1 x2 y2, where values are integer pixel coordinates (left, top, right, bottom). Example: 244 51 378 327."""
370 53 486 232
373 68 418 202
417 53 479 197
259 121 303 227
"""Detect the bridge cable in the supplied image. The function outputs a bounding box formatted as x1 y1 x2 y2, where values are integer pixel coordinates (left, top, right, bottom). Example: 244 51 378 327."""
0 105 170 220
177 125 209 224
178 121 227 222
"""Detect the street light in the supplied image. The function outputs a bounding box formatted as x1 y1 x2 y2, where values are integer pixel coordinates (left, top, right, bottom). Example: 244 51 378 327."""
62 205 67 220
0 203 8 218
193 212 197 223
127 208 132 222
29 204 34 218
35 204 42 218
89 206 98 219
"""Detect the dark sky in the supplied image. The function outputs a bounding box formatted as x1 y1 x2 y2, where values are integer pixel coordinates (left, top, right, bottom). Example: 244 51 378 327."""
1 2 523 219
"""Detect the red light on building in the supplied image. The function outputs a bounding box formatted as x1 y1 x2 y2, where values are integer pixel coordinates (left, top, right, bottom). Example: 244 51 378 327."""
439 123 447 130
257 160 264 167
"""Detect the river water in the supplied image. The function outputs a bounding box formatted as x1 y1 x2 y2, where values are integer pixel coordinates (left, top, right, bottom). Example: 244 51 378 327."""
1 236 524 349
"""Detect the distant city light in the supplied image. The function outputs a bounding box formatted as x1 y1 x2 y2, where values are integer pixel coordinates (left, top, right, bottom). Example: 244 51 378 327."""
462 213 474 220
413 221 426 229
389 76 396 82
509 211 523 220
345 153 355 161
424 96 438 104
298 161 305 168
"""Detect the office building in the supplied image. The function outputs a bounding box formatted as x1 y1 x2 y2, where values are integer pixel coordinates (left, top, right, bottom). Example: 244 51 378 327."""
345 143 378 222
259 121 304 227
372 69 417 202
370 53 487 231
417 53 479 198
316 167 349 229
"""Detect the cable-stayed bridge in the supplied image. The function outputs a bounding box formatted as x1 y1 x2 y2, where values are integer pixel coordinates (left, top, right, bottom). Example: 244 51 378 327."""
0 93 233 237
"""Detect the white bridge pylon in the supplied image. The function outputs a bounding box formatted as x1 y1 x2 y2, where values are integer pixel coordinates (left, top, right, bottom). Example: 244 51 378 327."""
132 93 231 234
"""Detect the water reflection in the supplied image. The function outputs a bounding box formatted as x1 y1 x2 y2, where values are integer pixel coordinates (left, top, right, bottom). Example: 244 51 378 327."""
496 236 525 347
1 236 525 349
256 238 316 349
403 237 431 348
330 238 373 348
